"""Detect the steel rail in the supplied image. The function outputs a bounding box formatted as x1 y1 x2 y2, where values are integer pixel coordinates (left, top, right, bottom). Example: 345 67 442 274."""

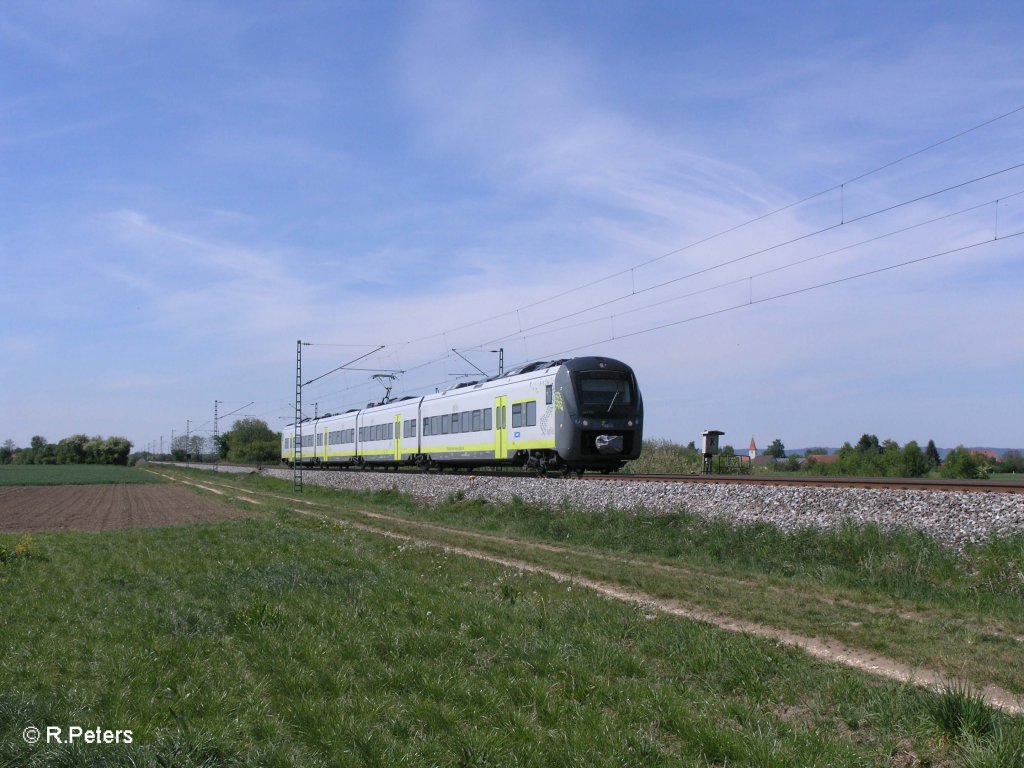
584 473 1024 494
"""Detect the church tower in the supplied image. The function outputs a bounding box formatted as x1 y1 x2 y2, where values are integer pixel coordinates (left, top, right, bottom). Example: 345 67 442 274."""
749 437 757 461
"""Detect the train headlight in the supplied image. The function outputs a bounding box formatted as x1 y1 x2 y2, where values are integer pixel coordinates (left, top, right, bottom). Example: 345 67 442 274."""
582 420 589 427
627 420 633 427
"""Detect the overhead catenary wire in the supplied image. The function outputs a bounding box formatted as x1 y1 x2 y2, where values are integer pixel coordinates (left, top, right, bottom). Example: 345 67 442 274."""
468 166 1024 350
389 103 1024 348
511 228 1024 363
300 106 1024 413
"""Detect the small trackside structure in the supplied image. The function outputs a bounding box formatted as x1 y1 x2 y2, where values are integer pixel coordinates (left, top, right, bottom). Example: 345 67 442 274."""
702 429 724 474
282 356 643 475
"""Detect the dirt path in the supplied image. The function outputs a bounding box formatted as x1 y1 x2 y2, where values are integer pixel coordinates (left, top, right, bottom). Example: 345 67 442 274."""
288 506 1024 715
353 509 1024 644
153 469 1024 714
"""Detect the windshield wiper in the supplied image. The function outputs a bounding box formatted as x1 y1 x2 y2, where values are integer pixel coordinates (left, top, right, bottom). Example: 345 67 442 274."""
607 391 619 413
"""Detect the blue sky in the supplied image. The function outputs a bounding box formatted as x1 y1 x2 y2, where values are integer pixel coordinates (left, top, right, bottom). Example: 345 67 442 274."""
2 1 1023 452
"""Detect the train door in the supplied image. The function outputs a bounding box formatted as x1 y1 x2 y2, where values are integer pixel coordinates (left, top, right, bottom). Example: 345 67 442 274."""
323 428 329 463
494 396 507 460
394 415 402 461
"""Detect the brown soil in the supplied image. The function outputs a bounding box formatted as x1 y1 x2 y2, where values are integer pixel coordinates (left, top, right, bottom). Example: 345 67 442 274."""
0 484 257 533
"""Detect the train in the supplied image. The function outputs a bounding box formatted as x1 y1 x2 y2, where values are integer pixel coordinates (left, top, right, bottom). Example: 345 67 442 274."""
282 356 643 474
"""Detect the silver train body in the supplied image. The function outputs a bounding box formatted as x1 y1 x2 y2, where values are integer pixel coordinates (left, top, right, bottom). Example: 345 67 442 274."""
282 356 642 473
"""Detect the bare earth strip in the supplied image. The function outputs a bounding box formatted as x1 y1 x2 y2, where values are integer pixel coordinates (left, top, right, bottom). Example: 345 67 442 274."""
147 470 1024 715
0 485 258 532
288 504 1024 715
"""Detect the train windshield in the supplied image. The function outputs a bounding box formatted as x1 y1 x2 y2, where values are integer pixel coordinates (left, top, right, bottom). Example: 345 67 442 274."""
575 371 635 415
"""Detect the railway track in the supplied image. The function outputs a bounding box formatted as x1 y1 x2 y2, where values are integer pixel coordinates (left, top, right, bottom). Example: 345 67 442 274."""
585 473 1024 494
194 462 1024 494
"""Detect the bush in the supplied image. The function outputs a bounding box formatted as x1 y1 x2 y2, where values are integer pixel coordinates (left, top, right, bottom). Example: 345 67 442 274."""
940 447 988 480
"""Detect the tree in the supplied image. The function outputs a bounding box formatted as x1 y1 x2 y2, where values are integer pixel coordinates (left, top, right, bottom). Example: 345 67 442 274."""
102 437 133 466
899 441 928 478
187 435 206 462
939 446 986 480
55 434 89 465
0 439 16 464
764 439 786 459
223 418 280 463
17 436 56 465
855 434 881 454
924 440 941 471
996 449 1024 474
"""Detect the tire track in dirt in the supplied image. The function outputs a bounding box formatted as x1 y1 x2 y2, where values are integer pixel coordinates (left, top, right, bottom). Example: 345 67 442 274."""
292 505 1024 715
355 510 1024 643
170 471 1024 643
151 469 1024 714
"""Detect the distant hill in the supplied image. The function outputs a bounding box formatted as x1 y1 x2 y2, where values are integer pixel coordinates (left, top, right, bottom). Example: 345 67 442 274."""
787 447 1022 459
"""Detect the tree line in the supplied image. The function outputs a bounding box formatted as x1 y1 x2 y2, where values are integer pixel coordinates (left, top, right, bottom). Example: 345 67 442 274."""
623 435 1023 480
1 435 133 466
151 418 280 464
804 434 1024 480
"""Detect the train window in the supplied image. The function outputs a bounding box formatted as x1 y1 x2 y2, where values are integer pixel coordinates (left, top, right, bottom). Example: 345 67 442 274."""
316 433 323 446
472 410 481 431
451 413 460 433
388 423 393 440
484 408 492 431
462 411 470 432
511 403 523 428
546 385 553 405
575 370 635 415
423 418 430 436
410 419 416 438
285 437 290 450
526 401 536 426
431 416 441 435
441 414 449 434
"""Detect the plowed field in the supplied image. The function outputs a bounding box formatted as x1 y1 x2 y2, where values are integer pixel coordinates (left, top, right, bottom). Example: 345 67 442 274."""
0 484 256 532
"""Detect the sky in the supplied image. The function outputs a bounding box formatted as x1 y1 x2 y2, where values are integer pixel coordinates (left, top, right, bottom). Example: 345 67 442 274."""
2 0 1023 454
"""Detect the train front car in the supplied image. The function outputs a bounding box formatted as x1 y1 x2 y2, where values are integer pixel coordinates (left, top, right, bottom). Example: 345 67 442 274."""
553 357 643 472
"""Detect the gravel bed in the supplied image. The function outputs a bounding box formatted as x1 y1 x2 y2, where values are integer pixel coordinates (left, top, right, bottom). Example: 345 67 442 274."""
201 465 1024 551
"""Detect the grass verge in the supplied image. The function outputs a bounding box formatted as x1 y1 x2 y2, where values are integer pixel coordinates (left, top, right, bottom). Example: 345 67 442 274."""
177 469 1024 697
2 506 1021 767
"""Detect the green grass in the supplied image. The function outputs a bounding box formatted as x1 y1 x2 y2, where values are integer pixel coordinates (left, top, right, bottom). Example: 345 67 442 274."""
3 508 1021 767
5 466 1021 766
188 470 1024 694
0 464 165 486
